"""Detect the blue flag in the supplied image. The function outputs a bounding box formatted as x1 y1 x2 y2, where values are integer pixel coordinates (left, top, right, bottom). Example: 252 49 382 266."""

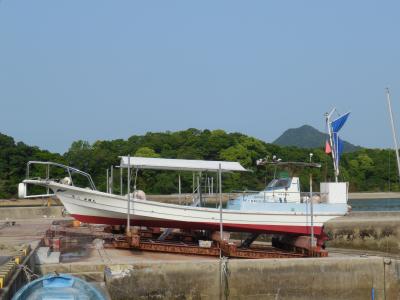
332 133 344 165
331 112 350 133
330 112 350 173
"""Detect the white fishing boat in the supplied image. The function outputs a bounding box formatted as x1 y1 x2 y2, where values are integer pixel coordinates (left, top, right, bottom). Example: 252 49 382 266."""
20 157 348 244
19 110 351 246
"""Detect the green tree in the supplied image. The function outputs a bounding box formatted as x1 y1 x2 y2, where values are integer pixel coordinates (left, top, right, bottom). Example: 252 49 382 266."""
135 147 160 158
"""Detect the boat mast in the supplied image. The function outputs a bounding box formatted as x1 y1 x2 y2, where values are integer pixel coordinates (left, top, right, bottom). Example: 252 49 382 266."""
386 88 400 183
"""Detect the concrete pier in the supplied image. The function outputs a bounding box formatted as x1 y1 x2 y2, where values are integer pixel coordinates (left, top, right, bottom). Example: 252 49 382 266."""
35 250 400 300
325 212 400 253
103 257 398 300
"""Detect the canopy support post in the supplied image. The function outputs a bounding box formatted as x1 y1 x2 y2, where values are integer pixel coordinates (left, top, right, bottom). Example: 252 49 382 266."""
178 173 181 204
120 166 123 196
46 164 50 195
126 155 131 236
218 164 223 258
110 166 113 194
197 172 202 206
106 169 109 193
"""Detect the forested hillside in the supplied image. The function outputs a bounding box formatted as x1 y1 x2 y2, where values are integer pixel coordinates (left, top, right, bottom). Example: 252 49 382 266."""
0 129 398 198
274 125 361 152
0 133 64 198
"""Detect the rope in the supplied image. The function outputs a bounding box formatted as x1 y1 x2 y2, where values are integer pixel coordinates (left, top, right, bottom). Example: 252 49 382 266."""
220 256 230 300
17 264 39 282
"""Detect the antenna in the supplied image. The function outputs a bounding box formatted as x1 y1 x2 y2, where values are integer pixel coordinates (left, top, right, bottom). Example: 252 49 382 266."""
386 88 400 183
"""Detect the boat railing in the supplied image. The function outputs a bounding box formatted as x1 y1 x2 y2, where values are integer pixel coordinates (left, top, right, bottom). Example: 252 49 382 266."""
20 161 97 198
228 189 329 203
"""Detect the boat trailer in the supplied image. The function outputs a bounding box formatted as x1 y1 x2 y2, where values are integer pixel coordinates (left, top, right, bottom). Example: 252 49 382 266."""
44 220 328 259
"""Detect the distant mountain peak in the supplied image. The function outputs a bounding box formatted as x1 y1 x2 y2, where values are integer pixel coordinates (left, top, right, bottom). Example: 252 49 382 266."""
273 125 361 152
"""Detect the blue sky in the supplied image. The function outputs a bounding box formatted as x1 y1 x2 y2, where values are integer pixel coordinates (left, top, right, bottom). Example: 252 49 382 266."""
0 1 399 153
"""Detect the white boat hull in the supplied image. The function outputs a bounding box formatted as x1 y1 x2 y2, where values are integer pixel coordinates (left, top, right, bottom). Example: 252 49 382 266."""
24 180 345 238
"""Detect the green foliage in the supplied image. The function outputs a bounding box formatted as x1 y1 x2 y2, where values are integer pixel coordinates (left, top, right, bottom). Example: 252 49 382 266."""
0 133 65 198
0 129 399 197
135 147 160 158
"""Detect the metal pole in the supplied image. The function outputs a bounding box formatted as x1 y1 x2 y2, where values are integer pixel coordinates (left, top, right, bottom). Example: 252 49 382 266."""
216 173 219 197
127 155 131 236
219 164 223 258
326 110 338 182
26 162 30 179
310 172 314 249
198 172 202 206
309 153 314 250
46 164 50 195
110 166 113 194
386 88 400 183
120 166 123 196
178 173 181 204
273 162 277 199
211 177 214 195
389 151 391 192
106 169 109 193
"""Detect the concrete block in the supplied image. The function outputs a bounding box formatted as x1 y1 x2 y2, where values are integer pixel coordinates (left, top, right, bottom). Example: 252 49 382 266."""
35 247 60 264
46 252 60 264
35 247 50 264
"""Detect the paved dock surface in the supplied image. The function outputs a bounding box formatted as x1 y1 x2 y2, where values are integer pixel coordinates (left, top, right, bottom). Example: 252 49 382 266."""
1 213 397 269
2 208 400 299
0 218 54 257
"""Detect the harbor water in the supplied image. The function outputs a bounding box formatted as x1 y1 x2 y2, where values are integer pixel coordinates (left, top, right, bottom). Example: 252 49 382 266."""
349 198 400 211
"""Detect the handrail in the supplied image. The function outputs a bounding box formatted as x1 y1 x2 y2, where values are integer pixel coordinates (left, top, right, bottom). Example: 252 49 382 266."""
230 189 327 195
228 189 328 203
26 161 97 190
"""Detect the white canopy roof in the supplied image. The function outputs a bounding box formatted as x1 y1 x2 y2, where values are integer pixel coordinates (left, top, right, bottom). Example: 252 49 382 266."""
120 156 248 173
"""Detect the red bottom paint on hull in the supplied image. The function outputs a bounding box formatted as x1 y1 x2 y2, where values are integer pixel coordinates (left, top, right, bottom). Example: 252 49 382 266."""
71 214 323 237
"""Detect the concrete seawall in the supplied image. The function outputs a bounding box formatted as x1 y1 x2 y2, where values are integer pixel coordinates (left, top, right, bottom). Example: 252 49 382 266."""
104 257 399 300
348 192 400 199
325 212 400 253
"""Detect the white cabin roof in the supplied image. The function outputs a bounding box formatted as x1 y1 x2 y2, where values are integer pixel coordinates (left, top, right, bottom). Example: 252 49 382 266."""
120 156 248 173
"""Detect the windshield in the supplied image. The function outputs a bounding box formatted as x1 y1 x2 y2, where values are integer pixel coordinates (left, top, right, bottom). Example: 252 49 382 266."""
265 178 291 190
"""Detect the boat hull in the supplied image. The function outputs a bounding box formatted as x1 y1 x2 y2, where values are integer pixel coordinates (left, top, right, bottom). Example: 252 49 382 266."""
70 213 320 235
24 180 347 237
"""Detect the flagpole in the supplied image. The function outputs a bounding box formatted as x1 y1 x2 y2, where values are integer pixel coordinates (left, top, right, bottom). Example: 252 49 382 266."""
335 134 339 181
326 109 338 182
